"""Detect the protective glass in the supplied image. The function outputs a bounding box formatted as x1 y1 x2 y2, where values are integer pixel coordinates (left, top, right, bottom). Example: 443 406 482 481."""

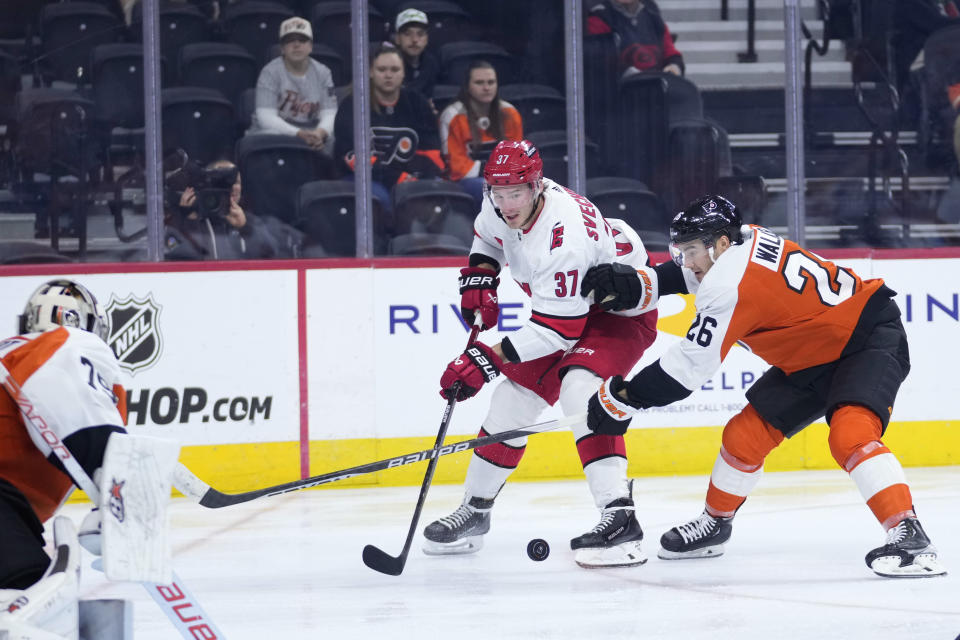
669 238 713 267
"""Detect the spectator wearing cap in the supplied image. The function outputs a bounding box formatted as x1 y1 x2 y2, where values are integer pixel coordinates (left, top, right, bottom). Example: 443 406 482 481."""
587 0 684 78
246 16 337 151
392 8 441 98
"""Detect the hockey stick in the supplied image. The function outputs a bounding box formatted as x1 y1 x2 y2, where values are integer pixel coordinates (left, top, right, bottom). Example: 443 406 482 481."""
0 360 225 640
361 323 483 576
172 411 583 508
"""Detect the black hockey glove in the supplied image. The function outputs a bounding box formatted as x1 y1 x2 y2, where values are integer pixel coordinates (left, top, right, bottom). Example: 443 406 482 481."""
587 376 643 435
580 263 646 311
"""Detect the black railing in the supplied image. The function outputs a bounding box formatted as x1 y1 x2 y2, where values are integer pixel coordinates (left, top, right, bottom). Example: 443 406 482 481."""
721 0 758 63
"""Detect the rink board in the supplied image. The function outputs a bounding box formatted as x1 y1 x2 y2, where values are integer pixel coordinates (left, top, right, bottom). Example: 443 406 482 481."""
0 249 957 496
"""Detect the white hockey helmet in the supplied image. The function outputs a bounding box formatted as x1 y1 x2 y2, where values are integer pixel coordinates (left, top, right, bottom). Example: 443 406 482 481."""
18 279 110 342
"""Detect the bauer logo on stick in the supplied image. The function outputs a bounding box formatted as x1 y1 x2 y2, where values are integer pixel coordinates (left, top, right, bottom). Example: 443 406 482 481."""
106 294 164 375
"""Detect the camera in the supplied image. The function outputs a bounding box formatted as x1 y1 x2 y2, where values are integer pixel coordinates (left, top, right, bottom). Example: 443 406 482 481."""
191 165 238 218
165 152 238 219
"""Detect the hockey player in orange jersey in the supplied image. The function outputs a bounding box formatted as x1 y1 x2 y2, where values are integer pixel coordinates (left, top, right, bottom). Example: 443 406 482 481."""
0 279 179 638
581 194 946 578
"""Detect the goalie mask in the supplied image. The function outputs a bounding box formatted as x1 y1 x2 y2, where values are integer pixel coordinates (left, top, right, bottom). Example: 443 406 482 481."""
483 139 544 228
18 279 110 342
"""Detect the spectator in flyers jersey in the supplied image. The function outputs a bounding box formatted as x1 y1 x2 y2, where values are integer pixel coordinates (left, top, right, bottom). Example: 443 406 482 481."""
587 0 684 78
333 46 444 211
582 195 946 578
439 60 524 207
421 139 661 569
246 17 337 151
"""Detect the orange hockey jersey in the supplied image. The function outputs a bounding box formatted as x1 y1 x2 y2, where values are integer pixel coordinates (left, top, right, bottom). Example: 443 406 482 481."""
0 327 126 522
658 225 886 391
439 100 524 181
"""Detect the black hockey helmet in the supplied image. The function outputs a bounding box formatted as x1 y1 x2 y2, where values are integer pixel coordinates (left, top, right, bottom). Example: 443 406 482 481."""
670 195 743 246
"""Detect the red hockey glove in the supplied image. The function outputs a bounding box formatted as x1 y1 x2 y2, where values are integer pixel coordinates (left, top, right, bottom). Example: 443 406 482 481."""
439 343 502 401
587 376 643 435
458 267 500 330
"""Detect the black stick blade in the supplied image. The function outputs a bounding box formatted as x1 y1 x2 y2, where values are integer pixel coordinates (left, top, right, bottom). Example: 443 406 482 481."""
362 544 405 576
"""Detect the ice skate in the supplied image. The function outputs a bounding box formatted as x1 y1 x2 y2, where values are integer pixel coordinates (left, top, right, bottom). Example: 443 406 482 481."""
422 497 493 555
570 494 646 568
658 510 733 559
865 517 947 578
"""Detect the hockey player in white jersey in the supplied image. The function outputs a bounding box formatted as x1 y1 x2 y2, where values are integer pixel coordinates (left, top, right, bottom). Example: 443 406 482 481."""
422 139 660 568
0 280 179 639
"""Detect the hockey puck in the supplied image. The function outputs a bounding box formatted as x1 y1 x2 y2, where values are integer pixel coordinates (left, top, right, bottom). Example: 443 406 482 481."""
526 538 550 561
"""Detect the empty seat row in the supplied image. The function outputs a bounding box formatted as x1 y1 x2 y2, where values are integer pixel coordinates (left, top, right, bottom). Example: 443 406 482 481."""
25 1 485 85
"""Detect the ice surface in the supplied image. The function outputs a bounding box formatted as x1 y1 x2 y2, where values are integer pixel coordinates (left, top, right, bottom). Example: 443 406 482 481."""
61 466 960 640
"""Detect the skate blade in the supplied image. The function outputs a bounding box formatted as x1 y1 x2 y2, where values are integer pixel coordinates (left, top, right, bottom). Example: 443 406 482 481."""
422 536 484 556
657 544 725 560
870 553 948 578
574 540 647 568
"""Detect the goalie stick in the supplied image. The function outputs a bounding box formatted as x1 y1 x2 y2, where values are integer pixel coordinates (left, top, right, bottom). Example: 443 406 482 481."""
0 359 225 640
172 412 584 508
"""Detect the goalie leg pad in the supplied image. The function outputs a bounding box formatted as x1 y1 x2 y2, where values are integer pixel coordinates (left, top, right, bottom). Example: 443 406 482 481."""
99 434 180 584
0 517 80 640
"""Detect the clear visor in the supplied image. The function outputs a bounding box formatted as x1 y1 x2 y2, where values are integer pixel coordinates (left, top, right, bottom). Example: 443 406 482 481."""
669 238 713 267
484 182 537 210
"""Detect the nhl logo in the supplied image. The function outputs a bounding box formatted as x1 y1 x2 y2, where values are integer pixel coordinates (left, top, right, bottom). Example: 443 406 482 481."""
105 294 163 374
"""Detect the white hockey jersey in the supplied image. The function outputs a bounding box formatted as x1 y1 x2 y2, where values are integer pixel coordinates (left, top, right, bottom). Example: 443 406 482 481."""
471 178 652 362
0 327 127 521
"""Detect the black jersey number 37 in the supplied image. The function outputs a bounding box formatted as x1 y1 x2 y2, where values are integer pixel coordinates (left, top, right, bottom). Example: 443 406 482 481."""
686 313 717 347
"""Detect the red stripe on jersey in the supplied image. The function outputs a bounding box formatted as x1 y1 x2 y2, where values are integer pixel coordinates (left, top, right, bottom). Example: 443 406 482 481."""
474 427 526 469
531 311 588 340
575 433 626 467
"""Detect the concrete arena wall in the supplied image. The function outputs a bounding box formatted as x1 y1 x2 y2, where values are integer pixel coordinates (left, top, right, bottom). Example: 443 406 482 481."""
0 249 957 501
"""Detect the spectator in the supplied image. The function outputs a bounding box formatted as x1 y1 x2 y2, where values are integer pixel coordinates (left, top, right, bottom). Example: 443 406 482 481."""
892 0 958 91
439 60 524 205
247 17 337 152
587 0 684 78
165 159 303 260
392 8 441 99
333 46 444 210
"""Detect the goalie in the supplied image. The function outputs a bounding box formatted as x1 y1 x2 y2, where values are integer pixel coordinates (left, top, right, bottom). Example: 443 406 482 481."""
0 280 179 639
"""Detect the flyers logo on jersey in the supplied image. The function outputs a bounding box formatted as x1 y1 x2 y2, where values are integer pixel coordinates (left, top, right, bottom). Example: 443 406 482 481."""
106 294 163 375
371 126 419 165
